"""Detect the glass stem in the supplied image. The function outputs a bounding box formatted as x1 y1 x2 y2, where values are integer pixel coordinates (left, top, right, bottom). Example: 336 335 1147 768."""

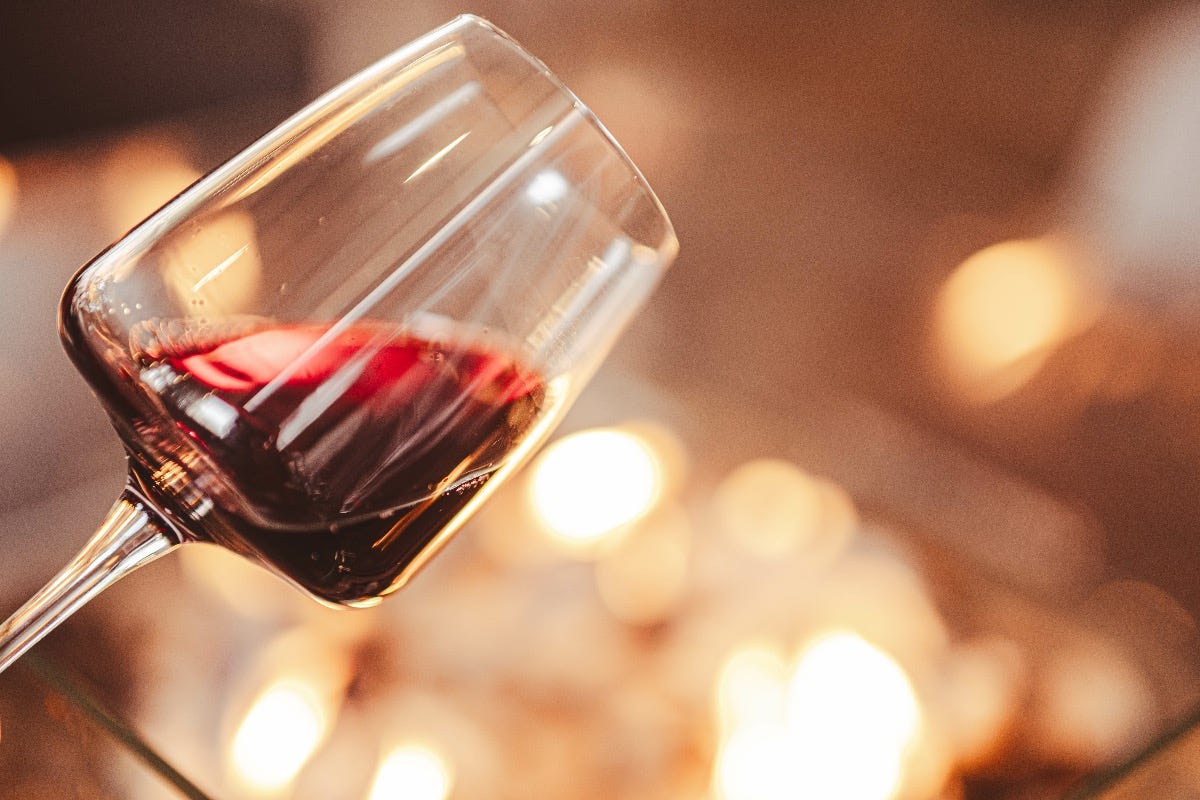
0 481 180 675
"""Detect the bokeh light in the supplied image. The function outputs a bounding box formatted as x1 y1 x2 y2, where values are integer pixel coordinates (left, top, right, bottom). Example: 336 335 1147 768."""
230 680 328 794
224 629 352 796
367 743 453 800
1031 636 1155 767
715 643 790 735
787 631 921 799
938 638 1025 768
101 134 201 237
99 133 262 313
805 553 950 672
713 459 855 562
714 632 921 800
528 427 663 552
936 237 1084 400
594 505 692 626
714 723 798 800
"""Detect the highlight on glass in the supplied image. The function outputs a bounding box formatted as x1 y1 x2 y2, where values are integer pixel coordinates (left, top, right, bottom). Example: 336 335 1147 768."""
0 15 676 674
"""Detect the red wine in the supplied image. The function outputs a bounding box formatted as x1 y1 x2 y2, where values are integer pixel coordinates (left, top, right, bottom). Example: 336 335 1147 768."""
76 316 547 605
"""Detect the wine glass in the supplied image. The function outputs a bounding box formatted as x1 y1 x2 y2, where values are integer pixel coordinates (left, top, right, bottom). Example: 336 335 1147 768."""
0 15 676 674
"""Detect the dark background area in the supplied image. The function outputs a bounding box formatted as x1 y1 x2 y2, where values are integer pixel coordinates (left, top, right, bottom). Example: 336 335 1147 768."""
0 1 309 148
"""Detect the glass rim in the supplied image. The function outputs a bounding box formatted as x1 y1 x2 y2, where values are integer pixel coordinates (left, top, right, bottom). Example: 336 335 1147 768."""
93 14 677 278
464 15 678 256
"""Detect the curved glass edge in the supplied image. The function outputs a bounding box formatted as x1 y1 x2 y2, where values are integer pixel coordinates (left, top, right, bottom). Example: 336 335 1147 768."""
71 14 677 295
461 15 679 263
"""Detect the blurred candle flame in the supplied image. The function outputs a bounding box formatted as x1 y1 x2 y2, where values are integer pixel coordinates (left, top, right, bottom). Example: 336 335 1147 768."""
788 632 921 799
225 629 351 795
230 680 328 794
714 723 798 800
367 743 454 800
715 631 921 800
529 427 664 553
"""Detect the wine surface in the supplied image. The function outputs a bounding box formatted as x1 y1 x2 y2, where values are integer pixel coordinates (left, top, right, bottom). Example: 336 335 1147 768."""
120 318 546 605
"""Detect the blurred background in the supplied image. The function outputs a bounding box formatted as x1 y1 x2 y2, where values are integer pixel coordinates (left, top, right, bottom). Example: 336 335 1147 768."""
3 1 1200 798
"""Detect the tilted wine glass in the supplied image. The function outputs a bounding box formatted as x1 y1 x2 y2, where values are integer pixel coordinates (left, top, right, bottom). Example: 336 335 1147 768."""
0 15 676 674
